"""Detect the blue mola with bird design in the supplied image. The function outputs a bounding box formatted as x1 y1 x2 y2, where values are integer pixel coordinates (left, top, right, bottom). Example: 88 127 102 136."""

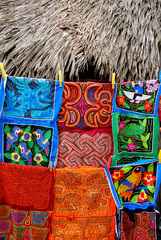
6 126 23 151
18 142 33 165
33 129 50 156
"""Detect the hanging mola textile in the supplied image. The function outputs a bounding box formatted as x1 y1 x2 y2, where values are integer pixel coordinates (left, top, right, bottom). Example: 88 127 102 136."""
0 75 64 167
0 162 54 239
57 82 114 168
49 166 116 239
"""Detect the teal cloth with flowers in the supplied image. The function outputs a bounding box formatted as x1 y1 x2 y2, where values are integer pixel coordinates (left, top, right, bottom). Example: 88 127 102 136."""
0 76 64 167
112 112 159 165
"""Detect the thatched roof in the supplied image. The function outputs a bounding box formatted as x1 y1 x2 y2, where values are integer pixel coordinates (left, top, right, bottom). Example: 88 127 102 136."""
0 0 161 82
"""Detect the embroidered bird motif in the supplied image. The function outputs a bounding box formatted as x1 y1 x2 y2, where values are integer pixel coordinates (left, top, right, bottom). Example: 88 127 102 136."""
123 82 151 104
117 166 145 201
18 142 33 165
6 126 23 151
33 129 49 156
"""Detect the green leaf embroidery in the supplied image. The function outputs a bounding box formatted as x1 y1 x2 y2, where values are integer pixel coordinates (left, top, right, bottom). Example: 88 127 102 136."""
114 181 119 191
130 194 139 203
145 133 150 140
4 125 10 135
42 155 49 163
124 119 130 124
135 146 141 149
36 162 42 166
19 159 25 165
19 138 23 142
120 166 132 174
125 84 131 89
143 142 148 149
148 195 154 202
128 138 132 144
147 163 154 173
138 106 145 111
24 126 31 133
120 144 128 149
141 135 146 142
149 98 155 103
118 90 123 97
124 102 130 109
44 130 51 140
28 139 34 149
4 153 12 159
14 146 19 154
34 146 40 154
147 184 155 193
142 118 147 127
119 135 127 143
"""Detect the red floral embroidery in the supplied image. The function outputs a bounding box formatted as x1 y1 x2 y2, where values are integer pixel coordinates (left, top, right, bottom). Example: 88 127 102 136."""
144 101 153 112
117 95 125 106
138 191 148 203
142 171 156 186
111 169 125 183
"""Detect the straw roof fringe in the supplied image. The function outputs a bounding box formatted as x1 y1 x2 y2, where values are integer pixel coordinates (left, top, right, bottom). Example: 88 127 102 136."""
0 0 161 82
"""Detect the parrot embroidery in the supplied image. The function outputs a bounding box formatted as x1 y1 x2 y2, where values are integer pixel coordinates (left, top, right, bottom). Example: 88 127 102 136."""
18 142 33 165
33 129 49 156
117 166 145 201
6 126 23 151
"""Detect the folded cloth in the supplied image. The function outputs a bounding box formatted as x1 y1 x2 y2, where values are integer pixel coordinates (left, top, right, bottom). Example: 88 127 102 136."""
0 162 54 211
119 208 157 240
0 205 51 240
105 159 161 210
0 76 64 167
49 166 116 239
112 112 159 162
113 80 161 116
57 128 113 168
58 82 114 129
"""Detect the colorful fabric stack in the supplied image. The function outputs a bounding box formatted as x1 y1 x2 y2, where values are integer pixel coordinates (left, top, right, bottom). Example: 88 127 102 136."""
0 76 64 167
108 79 161 239
0 162 54 239
57 82 114 168
49 166 116 239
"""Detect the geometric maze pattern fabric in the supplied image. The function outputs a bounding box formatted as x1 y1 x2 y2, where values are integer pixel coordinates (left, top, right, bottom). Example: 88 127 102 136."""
49 166 116 239
0 205 51 240
57 128 113 168
58 82 114 129
120 210 157 240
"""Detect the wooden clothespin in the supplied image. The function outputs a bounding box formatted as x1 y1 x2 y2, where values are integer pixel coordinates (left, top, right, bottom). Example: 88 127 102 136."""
112 73 115 89
59 70 62 87
158 150 161 164
50 161 52 172
0 62 7 80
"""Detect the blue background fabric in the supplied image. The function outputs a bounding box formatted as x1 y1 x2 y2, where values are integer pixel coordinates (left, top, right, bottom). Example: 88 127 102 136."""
0 76 64 167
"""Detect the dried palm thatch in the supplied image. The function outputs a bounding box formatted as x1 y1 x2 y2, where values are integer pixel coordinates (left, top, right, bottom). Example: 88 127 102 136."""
0 0 161 82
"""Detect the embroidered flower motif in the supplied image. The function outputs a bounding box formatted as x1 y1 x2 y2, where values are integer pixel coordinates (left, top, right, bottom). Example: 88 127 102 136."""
34 154 43 163
143 171 156 186
119 121 126 130
111 169 125 183
146 80 159 93
117 95 125 106
11 152 20 162
127 142 137 152
138 191 148 203
22 132 32 141
144 101 153 112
